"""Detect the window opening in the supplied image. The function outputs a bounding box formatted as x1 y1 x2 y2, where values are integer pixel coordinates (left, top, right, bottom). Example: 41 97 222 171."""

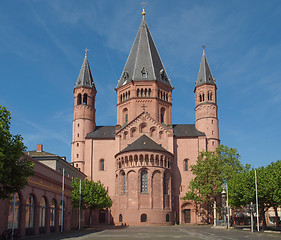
141 214 147 222
100 159 105 171
77 94 82 105
184 159 188 171
119 214 123 222
83 94 88 105
141 171 148 193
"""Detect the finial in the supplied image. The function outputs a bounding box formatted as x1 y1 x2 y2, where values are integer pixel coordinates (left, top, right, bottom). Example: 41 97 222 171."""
202 44 206 52
141 1 146 16
84 48 89 57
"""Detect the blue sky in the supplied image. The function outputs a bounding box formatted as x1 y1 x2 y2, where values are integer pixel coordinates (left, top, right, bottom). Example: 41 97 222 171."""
1 0 280 168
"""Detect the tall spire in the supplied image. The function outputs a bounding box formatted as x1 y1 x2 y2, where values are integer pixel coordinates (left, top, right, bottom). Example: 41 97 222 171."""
116 8 172 89
75 52 96 90
195 50 215 87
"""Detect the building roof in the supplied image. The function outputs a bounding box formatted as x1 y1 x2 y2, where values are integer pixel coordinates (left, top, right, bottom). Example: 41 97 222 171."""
116 14 172 89
86 126 116 139
75 53 96 90
195 50 215 87
118 134 170 154
26 150 57 157
173 124 205 137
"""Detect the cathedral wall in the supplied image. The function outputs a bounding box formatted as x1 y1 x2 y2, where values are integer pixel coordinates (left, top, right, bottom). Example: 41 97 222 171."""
84 138 116 198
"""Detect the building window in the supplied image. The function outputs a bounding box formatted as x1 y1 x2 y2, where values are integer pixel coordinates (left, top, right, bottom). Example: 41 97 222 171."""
39 197 47 231
26 194 35 229
77 94 82 105
184 159 188 171
141 171 148 193
100 159 105 171
163 172 168 195
121 172 126 194
141 213 147 222
8 193 20 229
119 214 123 222
50 200 56 232
83 93 88 105
166 214 170 222
160 108 165 123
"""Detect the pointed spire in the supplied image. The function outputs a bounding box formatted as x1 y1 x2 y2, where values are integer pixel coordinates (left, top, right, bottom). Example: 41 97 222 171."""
75 51 96 90
116 10 172 89
195 50 215 87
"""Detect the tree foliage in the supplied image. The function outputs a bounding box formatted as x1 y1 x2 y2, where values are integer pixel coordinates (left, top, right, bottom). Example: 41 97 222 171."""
184 145 244 205
0 105 34 199
228 161 281 229
72 178 112 210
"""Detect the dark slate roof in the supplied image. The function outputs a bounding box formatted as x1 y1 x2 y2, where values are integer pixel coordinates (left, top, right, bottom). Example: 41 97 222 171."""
119 134 169 154
195 50 215 87
173 124 205 137
75 54 96 90
116 15 172 89
85 126 115 139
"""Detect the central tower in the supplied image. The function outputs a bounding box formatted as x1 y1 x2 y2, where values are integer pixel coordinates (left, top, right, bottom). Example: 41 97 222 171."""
115 8 173 127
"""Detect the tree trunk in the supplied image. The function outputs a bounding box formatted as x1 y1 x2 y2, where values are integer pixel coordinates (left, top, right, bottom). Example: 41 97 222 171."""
261 209 267 230
273 206 279 228
88 208 92 227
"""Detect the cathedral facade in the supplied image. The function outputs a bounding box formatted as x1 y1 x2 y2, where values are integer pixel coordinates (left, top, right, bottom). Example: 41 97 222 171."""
71 9 219 225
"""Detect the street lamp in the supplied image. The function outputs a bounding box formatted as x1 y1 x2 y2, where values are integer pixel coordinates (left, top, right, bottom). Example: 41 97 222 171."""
221 187 226 228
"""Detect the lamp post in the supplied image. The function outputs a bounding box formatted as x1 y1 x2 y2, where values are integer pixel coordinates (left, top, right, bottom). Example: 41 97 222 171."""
221 187 226 228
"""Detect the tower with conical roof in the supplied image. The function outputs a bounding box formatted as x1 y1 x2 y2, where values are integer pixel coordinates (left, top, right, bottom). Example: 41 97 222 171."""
194 50 219 151
116 7 173 127
71 52 97 172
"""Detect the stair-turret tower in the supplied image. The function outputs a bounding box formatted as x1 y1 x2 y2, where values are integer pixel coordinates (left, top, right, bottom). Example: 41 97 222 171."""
71 52 97 172
194 50 219 151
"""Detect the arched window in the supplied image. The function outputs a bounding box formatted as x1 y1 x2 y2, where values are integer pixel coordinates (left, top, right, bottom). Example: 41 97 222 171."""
50 199 56 232
123 108 128 125
140 123 147 133
141 213 147 222
130 127 136 137
144 88 147 97
166 93 168 101
120 95 122 102
26 194 35 230
150 127 156 137
121 172 126 194
141 89 144 97
160 108 165 123
77 94 82 105
141 171 148 193
119 214 123 222
148 89 151 97
137 89 140 97
39 197 47 233
100 159 105 171
83 94 88 105
128 91 130 99
184 159 188 171
8 193 20 229
159 131 163 139
199 94 202 102
208 91 213 101
163 172 168 195
202 93 205 101
158 90 160 98
166 214 170 222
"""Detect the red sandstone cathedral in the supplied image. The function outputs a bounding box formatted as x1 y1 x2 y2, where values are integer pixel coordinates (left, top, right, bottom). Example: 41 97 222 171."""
71 8 219 225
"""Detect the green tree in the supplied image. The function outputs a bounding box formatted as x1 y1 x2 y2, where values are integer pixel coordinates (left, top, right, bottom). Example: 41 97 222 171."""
183 145 244 223
72 178 112 225
229 162 281 229
0 106 34 199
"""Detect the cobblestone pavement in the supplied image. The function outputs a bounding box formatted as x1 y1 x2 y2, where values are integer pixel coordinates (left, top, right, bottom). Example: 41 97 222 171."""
26 225 281 240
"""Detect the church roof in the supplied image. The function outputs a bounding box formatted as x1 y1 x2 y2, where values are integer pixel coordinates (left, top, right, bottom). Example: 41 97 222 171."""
173 124 205 137
85 126 115 139
119 134 169 154
75 53 96 90
116 14 172 89
195 50 215 87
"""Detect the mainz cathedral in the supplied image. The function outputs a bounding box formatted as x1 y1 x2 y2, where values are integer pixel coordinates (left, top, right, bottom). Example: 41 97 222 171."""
71 7 219 225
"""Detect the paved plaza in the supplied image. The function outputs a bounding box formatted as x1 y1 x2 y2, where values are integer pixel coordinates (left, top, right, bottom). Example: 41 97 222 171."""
26 225 281 240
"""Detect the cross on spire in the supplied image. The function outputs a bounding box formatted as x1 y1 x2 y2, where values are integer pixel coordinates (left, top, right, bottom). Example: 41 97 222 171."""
141 1 146 16
84 48 89 56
